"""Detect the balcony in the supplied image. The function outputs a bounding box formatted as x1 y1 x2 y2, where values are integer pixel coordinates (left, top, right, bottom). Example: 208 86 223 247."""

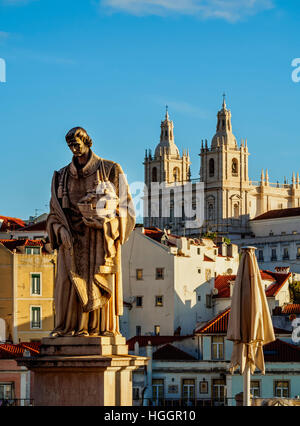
140 398 234 407
0 399 34 407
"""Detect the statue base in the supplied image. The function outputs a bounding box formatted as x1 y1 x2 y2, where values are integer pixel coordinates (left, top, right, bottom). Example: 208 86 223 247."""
17 336 148 406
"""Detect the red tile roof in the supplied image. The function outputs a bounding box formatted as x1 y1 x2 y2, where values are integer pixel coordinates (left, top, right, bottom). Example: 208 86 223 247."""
0 216 25 231
127 335 192 351
144 227 165 243
214 275 236 298
195 308 231 334
195 308 291 335
0 342 41 359
252 207 300 221
153 344 197 361
263 339 300 362
214 271 291 299
0 239 44 252
273 304 300 315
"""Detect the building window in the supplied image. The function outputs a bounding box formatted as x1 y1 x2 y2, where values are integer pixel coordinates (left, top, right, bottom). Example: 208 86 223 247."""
197 295 201 302
136 326 141 336
212 379 226 403
206 294 212 308
136 269 143 280
283 248 289 260
182 379 195 405
208 203 214 221
258 250 264 261
232 159 238 176
233 203 239 219
297 247 300 259
155 296 163 307
205 269 212 281
173 167 180 182
136 296 143 307
156 268 164 280
211 336 224 360
154 325 160 336
26 247 41 255
31 274 41 296
152 379 164 405
152 167 157 182
271 249 277 261
31 307 41 329
197 248 201 255
250 381 261 398
209 159 215 177
0 383 14 401
197 268 201 274
274 381 290 398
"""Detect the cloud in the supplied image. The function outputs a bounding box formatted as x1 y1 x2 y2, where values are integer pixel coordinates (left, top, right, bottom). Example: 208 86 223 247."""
100 0 274 22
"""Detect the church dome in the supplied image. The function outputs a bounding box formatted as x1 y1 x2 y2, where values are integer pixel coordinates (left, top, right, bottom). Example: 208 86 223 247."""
211 97 238 149
155 108 180 158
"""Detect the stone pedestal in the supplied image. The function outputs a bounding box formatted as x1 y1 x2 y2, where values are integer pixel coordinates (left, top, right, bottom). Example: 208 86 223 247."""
18 336 148 406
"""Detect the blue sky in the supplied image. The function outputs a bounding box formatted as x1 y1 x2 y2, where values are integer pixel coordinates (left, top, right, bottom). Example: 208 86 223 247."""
0 0 300 220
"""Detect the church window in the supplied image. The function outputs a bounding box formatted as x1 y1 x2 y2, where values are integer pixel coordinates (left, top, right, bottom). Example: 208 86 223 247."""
208 204 214 221
165 130 168 138
233 203 239 219
209 159 215 177
232 159 238 176
170 130 173 140
152 167 157 182
222 119 225 129
173 167 180 182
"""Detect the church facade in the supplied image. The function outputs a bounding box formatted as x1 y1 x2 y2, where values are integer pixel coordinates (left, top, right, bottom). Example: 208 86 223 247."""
144 99 300 239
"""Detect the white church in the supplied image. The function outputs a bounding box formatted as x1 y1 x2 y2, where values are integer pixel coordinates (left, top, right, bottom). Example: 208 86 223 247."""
144 97 300 239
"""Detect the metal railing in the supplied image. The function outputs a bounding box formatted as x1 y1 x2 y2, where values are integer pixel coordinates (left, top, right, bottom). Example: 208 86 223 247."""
0 399 34 407
138 398 235 407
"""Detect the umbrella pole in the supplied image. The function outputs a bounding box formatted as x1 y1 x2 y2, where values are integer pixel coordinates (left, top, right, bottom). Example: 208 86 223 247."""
243 363 251 406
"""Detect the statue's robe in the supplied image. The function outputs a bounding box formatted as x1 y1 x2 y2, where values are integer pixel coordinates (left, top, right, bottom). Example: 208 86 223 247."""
46 150 135 336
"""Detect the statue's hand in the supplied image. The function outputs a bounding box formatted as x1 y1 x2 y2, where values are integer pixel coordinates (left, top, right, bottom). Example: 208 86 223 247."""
59 227 72 249
82 217 106 229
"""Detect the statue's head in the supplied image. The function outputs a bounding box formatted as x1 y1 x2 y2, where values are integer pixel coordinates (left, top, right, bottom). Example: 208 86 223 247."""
65 127 93 158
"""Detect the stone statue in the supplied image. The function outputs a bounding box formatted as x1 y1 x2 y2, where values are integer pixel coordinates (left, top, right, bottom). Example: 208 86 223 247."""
47 127 135 337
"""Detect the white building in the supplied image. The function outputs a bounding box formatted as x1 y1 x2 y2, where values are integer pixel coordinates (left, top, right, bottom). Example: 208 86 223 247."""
121 226 239 339
235 207 300 274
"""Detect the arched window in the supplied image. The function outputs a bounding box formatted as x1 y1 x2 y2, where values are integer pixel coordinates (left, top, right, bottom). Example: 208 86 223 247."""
209 159 215 177
233 203 239 219
173 167 180 182
232 159 238 176
208 204 214 221
152 167 157 182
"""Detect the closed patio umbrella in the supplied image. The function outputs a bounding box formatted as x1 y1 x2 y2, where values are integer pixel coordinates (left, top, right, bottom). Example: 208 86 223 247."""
227 246 275 406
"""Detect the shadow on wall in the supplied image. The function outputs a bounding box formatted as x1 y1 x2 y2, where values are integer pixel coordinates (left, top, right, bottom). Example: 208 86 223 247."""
174 279 213 336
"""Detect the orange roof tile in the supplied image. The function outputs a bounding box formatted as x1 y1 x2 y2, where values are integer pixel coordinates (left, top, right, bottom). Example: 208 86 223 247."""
0 342 41 359
195 308 231 334
195 309 291 336
214 271 291 299
0 216 25 231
